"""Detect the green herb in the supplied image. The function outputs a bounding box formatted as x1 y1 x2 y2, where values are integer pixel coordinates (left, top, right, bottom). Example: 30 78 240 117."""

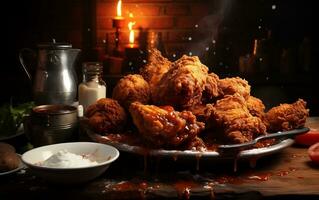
0 101 34 136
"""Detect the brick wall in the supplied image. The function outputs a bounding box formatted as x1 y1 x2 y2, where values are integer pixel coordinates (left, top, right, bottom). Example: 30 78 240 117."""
96 0 218 60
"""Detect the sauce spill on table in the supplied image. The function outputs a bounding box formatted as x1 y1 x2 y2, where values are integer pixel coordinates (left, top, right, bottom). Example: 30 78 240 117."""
173 180 199 200
246 172 273 181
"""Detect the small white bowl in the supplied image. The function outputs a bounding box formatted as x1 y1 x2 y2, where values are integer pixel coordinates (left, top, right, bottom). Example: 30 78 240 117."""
22 142 119 184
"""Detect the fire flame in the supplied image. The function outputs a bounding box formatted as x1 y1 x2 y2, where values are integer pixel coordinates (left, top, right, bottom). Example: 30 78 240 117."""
128 13 136 46
117 0 122 17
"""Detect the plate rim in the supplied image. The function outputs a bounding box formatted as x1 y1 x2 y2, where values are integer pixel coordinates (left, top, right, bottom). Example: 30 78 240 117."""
86 129 297 159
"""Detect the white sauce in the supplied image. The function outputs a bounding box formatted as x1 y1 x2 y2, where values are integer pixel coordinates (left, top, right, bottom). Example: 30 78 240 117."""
40 150 98 168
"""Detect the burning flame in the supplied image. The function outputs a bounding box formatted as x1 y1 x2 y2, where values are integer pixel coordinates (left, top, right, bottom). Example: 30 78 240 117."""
128 13 136 46
117 0 122 17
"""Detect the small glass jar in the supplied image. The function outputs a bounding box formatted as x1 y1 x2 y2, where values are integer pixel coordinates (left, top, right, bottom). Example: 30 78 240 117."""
78 62 107 111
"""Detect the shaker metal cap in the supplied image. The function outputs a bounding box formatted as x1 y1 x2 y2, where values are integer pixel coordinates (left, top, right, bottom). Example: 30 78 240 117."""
37 39 72 49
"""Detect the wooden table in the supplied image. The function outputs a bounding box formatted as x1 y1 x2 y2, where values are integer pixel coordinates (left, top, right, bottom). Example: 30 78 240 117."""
1 118 319 200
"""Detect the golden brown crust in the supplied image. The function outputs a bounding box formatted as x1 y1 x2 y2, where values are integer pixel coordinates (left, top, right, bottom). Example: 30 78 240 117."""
246 96 266 119
210 94 267 144
152 55 208 109
129 102 204 148
86 98 127 134
218 77 251 99
202 73 220 103
266 99 309 132
112 74 151 109
140 49 172 99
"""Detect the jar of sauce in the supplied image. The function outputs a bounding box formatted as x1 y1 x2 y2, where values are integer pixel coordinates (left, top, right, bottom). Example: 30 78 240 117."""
78 62 106 111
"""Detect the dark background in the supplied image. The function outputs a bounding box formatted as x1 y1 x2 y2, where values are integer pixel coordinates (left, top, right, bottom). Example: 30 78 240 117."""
1 0 316 115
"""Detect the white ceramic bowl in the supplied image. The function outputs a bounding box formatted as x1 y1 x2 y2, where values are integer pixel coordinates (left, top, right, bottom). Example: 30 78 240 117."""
22 142 119 184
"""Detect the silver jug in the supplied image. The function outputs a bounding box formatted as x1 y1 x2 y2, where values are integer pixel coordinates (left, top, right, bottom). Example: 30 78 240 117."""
19 41 81 105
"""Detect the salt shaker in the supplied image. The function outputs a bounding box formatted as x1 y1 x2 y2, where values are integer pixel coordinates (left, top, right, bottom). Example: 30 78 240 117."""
78 62 107 111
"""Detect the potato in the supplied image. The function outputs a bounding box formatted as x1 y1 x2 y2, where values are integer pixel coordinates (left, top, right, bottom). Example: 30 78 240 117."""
0 143 19 172
0 142 15 154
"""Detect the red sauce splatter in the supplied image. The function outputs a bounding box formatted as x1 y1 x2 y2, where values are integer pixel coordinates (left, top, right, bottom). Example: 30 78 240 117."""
276 170 290 176
215 175 244 185
173 181 199 200
139 182 148 190
246 173 273 181
112 181 136 191
110 181 149 199
289 167 297 172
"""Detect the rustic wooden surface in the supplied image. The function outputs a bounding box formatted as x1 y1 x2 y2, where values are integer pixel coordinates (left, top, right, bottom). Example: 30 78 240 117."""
1 117 319 200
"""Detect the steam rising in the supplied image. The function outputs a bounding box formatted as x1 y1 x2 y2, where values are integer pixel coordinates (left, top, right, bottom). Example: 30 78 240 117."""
189 0 234 59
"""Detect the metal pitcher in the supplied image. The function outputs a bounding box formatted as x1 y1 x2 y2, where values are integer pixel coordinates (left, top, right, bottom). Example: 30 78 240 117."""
19 41 81 105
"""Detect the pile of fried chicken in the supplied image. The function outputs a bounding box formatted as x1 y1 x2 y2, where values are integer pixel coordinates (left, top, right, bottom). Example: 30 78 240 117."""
86 49 309 151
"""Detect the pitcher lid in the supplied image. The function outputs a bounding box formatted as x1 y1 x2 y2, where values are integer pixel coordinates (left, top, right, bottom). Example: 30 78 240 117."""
37 39 73 49
38 42 72 49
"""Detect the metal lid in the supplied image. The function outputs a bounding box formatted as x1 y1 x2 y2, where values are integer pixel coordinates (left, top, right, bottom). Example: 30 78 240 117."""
37 39 72 49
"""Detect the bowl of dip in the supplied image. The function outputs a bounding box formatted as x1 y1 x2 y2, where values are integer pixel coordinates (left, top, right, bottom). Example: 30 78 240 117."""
21 142 119 184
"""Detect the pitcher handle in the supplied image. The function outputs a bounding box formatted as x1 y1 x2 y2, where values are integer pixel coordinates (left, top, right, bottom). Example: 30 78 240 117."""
19 48 36 81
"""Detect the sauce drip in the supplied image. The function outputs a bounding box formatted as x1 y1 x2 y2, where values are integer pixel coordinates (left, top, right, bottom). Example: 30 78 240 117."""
195 153 202 171
249 157 258 168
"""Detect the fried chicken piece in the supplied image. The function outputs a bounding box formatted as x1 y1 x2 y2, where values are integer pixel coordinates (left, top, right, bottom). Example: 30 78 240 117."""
266 99 309 132
188 104 214 125
246 96 266 119
112 74 151 110
140 49 172 98
129 102 204 148
152 55 208 110
182 136 207 151
202 73 220 103
210 94 266 144
218 77 251 99
86 98 127 134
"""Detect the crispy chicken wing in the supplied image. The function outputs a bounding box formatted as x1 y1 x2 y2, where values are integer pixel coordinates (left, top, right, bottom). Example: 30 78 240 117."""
266 99 309 132
140 49 172 99
188 103 214 125
218 77 251 99
86 98 127 134
246 96 266 119
129 102 204 148
202 73 220 103
152 55 208 109
112 74 151 110
209 94 266 144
